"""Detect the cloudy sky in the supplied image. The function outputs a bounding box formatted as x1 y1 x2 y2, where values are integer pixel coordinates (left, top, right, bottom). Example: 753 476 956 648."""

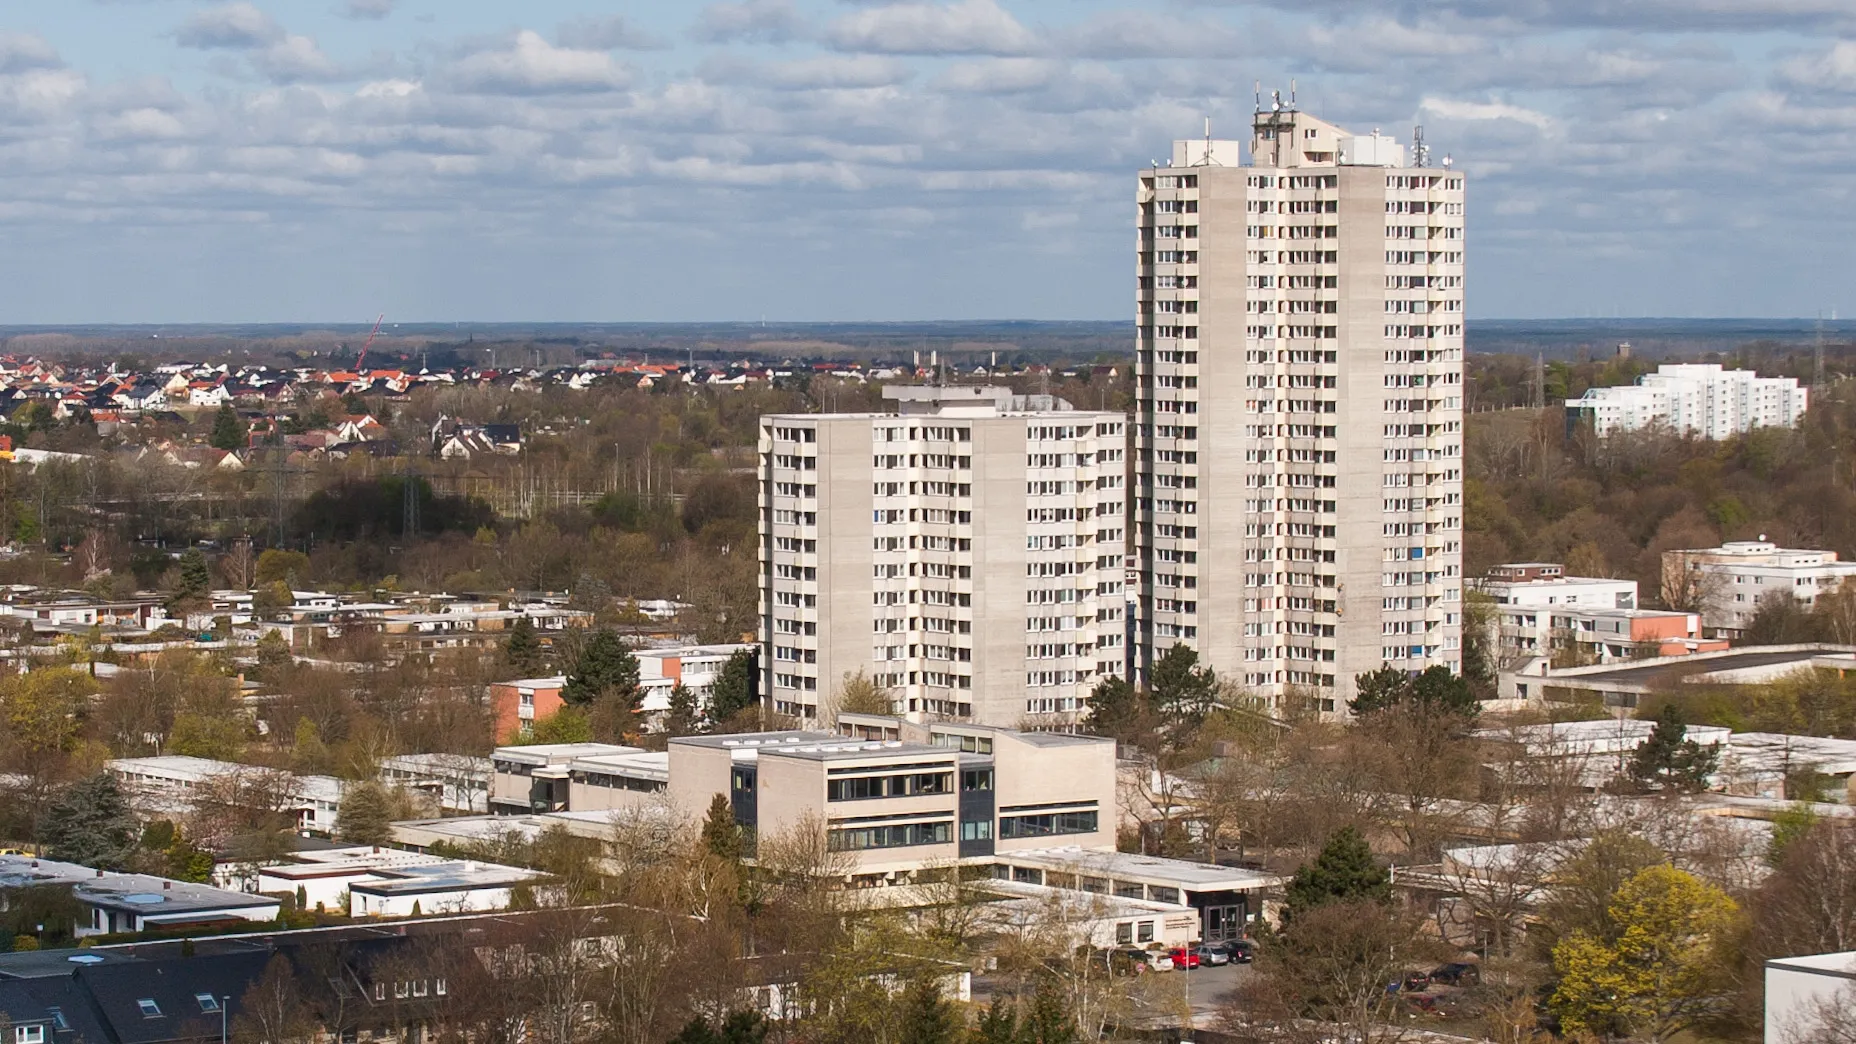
1 0 1852 324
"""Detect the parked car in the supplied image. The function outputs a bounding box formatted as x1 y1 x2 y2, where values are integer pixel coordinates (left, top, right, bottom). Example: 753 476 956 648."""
1168 947 1201 970
1224 939 1256 964
1195 945 1230 966
1429 962 1480 987
1386 970 1431 993
1112 949 1174 973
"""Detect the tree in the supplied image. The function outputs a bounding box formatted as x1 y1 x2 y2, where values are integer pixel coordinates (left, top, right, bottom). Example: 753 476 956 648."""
43 773 138 869
1549 865 1738 1042
1282 825 1388 918
1537 829 1667 950
210 403 245 452
832 669 894 719
1350 663 1478 718
969 1000 1019 1044
667 1011 770 1044
560 629 640 709
1768 803 1819 867
897 976 962 1044
502 616 544 677
665 682 701 737
1627 703 1720 793
1149 642 1218 732
255 630 293 674
706 648 757 723
701 793 746 863
527 705 592 744
1081 675 1143 742
1019 978 1077 1044
1229 899 1444 1044
254 548 310 586
169 548 212 610
335 780 395 846
1776 981 1856 1044
233 954 317 1044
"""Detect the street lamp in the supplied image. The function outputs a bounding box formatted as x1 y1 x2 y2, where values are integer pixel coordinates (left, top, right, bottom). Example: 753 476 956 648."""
220 995 228 1044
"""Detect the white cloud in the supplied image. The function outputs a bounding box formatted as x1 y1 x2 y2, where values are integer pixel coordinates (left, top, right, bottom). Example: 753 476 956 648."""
176 3 284 50
827 0 1038 57
254 35 341 83
1419 97 1555 130
557 15 665 52
761 55 912 90
937 58 1059 93
692 0 807 44
342 0 395 20
1777 41 1856 93
450 31 633 94
0 33 63 75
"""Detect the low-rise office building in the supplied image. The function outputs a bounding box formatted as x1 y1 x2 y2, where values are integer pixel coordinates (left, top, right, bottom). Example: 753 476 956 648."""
482 715 1279 941
109 757 346 835
254 846 542 916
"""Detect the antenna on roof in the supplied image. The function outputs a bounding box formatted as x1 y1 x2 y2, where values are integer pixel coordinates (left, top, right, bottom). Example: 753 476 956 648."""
1412 125 1428 168
1289 79 1297 108
1254 81 1262 113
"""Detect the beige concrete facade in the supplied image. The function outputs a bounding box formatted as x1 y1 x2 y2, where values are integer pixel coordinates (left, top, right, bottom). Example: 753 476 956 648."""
759 386 1125 727
1134 109 1465 710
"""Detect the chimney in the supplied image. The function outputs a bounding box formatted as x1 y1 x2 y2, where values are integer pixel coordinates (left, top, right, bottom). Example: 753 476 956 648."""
163 880 172 890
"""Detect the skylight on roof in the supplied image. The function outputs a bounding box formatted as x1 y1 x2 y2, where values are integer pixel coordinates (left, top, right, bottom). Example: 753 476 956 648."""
136 1000 161 1018
195 994 220 1013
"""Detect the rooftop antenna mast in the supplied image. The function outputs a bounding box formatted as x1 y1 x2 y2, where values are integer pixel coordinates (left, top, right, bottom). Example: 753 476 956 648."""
1254 81 1262 113
1412 126 1428 168
1289 79 1297 108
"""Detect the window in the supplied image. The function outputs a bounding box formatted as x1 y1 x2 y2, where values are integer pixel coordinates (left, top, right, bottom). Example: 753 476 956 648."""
136 1000 162 1019
434 979 448 997
1137 921 1156 943
826 820 951 851
17 1027 46 1044
1115 922 1134 945
961 820 993 841
374 983 386 1001
998 809 1099 839
961 769 993 791
195 994 221 1013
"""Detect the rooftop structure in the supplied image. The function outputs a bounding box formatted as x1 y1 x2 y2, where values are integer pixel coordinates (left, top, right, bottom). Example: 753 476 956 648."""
0 856 280 937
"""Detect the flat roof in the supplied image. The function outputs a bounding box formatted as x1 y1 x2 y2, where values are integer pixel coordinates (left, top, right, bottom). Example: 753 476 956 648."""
347 861 542 897
570 751 670 779
493 676 566 688
493 743 638 765
1524 648 1845 693
759 740 952 762
998 847 1283 891
1728 733 1856 774
0 857 278 915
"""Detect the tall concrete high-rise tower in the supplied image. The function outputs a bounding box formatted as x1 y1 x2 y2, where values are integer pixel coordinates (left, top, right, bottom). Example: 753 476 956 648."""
1133 105 1466 712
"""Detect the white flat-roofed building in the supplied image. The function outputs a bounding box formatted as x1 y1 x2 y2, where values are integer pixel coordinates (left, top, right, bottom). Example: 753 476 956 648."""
1568 363 1807 439
1662 540 1856 636
760 385 1125 726
108 756 346 834
377 753 492 814
254 846 544 917
635 643 755 716
0 855 280 937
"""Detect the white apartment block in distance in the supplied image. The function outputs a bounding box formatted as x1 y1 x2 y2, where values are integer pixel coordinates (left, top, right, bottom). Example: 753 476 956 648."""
759 385 1126 727
1567 364 1807 439
1663 539 1856 637
1133 105 1466 711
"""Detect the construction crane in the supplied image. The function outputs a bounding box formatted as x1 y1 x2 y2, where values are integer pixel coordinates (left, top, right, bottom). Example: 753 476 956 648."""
354 313 385 374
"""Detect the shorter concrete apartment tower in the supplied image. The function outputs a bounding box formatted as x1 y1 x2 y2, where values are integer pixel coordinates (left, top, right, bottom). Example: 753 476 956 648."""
759 385 1126 727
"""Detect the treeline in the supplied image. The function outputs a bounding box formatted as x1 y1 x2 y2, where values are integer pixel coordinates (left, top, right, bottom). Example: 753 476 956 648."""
1465 378 1856 598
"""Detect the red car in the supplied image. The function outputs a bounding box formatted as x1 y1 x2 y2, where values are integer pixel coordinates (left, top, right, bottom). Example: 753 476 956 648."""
1167 947 1201 969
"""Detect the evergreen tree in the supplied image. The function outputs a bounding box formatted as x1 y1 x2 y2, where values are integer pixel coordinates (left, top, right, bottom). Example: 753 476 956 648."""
667 1011 768 1044
1082 675 1142 740
169 548 211 609
44 773 138 869
209 403 245 451
1283 825 1389 917
1627 703 1720 793
701 793 745 863
1149 642 1219 729
560 629 640 710
969 999 1018 1044
1350 664 1478 718
664 682 702 736
1021 980 1077 1044
335 781 395 846
897 976 961 1044
707 648 757 722
502 616 544 677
